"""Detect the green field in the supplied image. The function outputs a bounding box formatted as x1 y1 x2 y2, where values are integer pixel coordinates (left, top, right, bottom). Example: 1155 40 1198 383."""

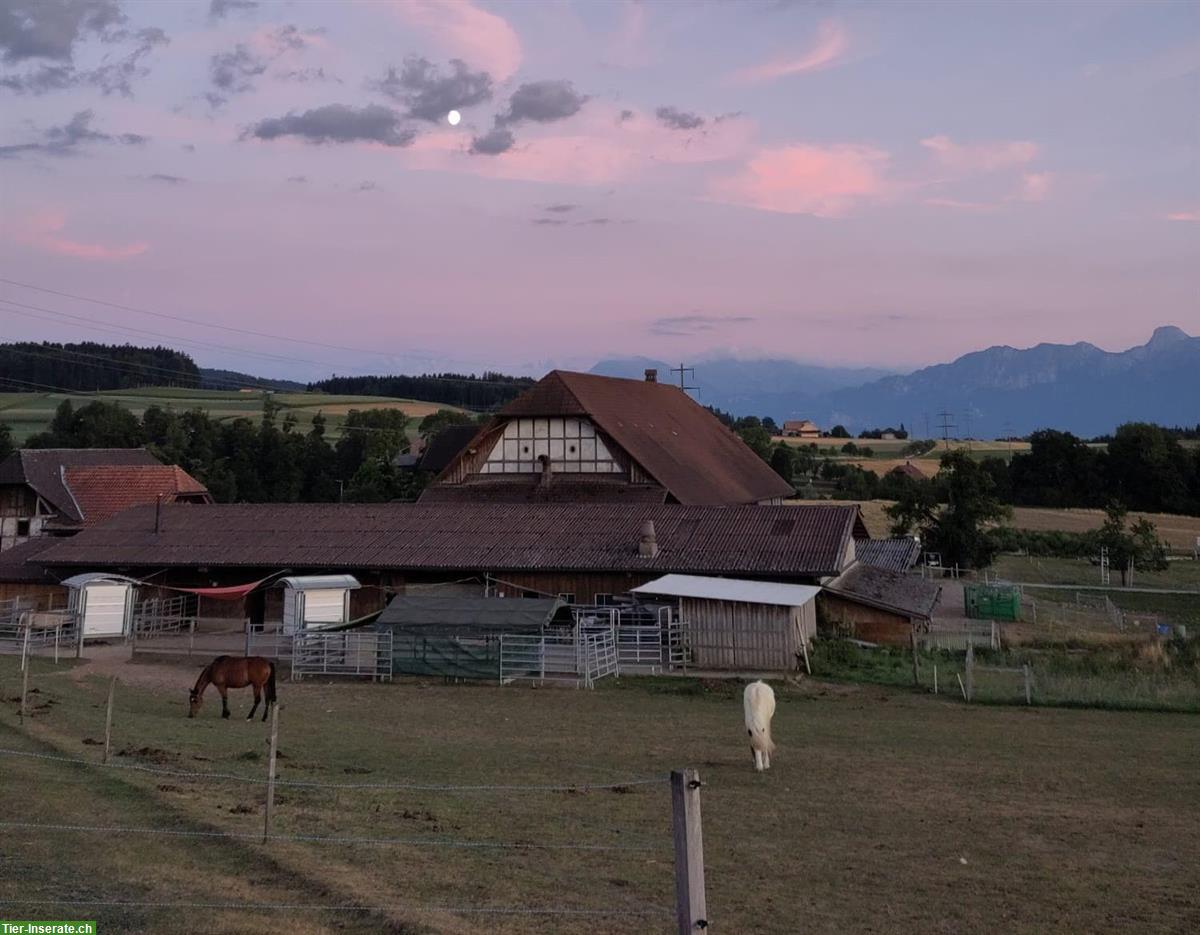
1 656 1197 934
0 389 468 443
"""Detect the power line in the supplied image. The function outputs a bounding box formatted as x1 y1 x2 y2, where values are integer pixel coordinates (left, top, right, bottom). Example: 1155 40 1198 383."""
669 362 697 392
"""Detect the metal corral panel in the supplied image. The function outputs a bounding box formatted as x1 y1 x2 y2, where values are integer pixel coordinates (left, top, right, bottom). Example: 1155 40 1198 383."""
79 583 131 638
633 574 820 608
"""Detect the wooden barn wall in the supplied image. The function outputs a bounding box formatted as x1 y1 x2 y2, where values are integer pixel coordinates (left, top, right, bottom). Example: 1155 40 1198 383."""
485 571 655 603
682 597 811 671
0 583 67 608
818 592 912 646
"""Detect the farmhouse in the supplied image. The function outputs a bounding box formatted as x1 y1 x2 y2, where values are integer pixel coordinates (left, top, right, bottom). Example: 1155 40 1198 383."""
422 369 795 505
0 448 210 551
782 420 820 438
889 461 927 481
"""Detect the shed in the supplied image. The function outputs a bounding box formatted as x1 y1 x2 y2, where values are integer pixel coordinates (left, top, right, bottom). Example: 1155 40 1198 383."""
632 574 819 671
820 563 941 645
62 572 137 640
279 575 361 634
374 595 570 679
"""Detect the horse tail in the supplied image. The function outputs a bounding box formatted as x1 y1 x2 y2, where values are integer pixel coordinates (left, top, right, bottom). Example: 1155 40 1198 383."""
266 661 277 706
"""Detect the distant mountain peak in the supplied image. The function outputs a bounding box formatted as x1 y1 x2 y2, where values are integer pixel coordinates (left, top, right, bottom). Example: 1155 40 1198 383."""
1146 325 1191 348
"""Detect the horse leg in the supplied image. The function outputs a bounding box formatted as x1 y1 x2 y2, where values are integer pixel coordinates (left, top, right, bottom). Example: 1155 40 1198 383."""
247 683 260 721
219 685 230 719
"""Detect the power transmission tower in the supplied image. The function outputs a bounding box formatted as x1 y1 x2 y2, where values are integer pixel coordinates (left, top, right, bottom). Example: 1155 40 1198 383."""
937 409 956 447
670 363 697 392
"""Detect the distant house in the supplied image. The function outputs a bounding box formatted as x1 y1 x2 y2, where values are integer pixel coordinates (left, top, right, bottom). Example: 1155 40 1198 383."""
0 449 210 551
889 461 927 481
782 420 820 438
422 369 794 505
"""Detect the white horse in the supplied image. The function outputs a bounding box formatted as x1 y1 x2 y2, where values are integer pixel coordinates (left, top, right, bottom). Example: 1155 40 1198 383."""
743 680 776 771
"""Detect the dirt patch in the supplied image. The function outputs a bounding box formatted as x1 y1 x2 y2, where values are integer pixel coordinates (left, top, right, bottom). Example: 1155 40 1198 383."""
116 745 178 764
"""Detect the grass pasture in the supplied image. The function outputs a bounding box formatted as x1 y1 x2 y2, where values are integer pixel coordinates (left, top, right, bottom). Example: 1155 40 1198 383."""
0 389 467 443
1 656 1198 934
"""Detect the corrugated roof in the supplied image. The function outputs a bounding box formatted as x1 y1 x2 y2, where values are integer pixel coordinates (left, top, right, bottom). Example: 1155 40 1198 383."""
437 371 795 505
35 502 859 578
0 449 162 522
60 465 210 527
421 477 668 504
855 537 921 572
825 563 941 620
279 575 361 591
376 595 566 630
633 574 820 607
0 537 60 583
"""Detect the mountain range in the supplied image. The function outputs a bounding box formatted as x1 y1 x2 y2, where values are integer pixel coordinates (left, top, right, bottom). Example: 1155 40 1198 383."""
591 326 1199 438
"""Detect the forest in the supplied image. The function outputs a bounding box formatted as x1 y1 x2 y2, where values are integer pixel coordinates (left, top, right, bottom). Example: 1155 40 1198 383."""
0 342 200 391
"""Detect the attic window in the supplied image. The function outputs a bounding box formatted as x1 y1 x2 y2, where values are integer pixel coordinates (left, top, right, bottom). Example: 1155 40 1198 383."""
771 519 795 536
568 444 577 453
17 519 30 536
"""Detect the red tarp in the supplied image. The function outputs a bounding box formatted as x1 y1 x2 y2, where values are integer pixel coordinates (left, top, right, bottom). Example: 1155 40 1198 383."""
168 579 272 601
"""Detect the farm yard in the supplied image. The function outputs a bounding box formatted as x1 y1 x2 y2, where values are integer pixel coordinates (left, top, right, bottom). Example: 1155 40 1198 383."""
0 388 467 444
1 654 1197 934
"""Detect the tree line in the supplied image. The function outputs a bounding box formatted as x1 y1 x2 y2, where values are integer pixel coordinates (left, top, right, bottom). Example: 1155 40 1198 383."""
310 372 534 410
6 399 479 504
0 342 200 391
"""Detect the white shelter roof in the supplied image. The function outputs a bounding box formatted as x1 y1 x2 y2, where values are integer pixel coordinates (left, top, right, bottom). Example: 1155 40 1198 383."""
632 574 820 607
278 575 361 591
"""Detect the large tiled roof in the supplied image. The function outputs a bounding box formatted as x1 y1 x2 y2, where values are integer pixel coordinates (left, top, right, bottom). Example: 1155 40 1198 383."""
825 562 941 620
855 537 921 572
60 465 210 527
420 476 668 504
418 425 483 474
0 449 162 523
35 502 860 578
441 371 796 505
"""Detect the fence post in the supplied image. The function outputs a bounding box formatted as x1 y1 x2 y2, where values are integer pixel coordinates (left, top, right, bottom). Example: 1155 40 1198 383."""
20 620 30 674
909 629 920 688
103 678 116 764
1023 664 1032 706
933 664 938 695
19 642 30 726
671 768 707 934
188 617 195 655
263 703 280 844
964 642 974 702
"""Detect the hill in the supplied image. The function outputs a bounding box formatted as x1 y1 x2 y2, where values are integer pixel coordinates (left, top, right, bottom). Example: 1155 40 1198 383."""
199 368 304 392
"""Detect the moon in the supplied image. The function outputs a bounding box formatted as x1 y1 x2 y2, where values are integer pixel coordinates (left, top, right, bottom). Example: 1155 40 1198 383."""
447 110 461 126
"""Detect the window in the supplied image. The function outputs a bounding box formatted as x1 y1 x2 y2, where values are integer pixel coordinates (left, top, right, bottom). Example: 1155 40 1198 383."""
594 593 613 606
16 519 30 537
558 592 575 604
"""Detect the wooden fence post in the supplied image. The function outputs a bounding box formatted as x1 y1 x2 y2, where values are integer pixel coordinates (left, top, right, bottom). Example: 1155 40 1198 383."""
19 642 30 726
263 703 280 844
933 664 938 695
20 619 31 674
1023 664 1032 706
909 629 920 688
671 768 708 934
964 643 975 702
103 678 116 764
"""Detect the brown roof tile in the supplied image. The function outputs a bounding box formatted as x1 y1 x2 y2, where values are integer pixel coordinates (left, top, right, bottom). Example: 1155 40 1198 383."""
36 502 859 578
61 465 211 527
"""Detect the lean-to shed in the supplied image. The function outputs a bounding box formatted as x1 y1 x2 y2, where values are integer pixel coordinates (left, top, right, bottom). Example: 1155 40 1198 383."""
279 575 361 634
632 574 819 671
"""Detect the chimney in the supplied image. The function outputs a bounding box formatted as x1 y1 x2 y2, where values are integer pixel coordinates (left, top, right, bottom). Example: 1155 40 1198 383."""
644 368 657 383
537 454 553 487
154 493 163 533
638 519 658 558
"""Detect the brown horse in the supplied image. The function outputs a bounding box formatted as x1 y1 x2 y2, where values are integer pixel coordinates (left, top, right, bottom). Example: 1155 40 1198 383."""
189 655 276 721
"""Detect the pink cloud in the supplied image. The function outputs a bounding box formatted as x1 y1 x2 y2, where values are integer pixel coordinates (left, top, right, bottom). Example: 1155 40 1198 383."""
608 0 649 68
1166 210 1199 221
921 134 1038 172
728 20 848 84
1018 171 1053 202
391 0 522 82
707 144 891 217
17 212 149 260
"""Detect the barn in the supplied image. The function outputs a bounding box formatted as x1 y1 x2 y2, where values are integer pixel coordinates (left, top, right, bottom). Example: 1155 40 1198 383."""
632 574 819 672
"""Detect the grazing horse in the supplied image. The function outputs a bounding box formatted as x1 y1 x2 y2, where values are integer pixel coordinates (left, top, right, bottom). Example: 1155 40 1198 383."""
743 680 776 772
189 656 276 721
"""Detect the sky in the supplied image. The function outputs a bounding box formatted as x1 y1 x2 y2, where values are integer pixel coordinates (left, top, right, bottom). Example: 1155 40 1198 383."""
0 0 1197 383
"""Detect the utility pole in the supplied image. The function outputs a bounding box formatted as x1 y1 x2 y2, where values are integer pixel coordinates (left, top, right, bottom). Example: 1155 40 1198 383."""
669 363 697 392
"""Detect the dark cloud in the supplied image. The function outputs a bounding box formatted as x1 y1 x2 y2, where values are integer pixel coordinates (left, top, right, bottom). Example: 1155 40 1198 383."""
285 175 306 183
143 173 186 184
208 43 266 104
355 180 379 192
371 56 493 123
181 143 195 152
469 125 514 155
209 0 257 19
531 218 566 226
714 111 744 122
656 106 705 131
271 24 306 51
576 217 612 226
544 203 578 213
244 104 416 147
0 0 124 63
0 108 145 158
0 21 167 96
498 80 588 126
618 109 634 123
276 66 337 84
648 314 755 336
